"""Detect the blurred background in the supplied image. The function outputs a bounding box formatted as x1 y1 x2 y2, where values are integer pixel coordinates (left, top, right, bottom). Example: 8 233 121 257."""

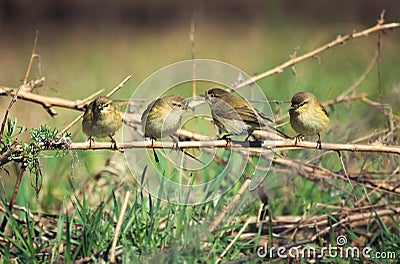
0 0 399 125
0 0 399 209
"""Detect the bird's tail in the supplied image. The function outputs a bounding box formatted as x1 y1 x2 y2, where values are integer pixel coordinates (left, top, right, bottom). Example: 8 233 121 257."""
257 111 291 139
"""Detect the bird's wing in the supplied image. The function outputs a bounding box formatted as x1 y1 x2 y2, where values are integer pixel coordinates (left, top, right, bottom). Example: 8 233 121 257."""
320 102 329 117
211 102 259 125
235 105 262 125
256 109 273 123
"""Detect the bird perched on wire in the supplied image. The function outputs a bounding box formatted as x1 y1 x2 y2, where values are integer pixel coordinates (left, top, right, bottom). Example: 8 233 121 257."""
82 96 122 149
289 91 329 149
205 88 289 141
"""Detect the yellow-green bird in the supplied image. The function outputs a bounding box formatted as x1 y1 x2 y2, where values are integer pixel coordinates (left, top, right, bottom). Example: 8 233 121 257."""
205 88 289 140
82 96 122 147
141 95 193 163
289 92 329 148
141 95 188 140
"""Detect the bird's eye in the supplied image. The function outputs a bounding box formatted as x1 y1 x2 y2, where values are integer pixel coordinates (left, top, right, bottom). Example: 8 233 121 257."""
103 103 109 108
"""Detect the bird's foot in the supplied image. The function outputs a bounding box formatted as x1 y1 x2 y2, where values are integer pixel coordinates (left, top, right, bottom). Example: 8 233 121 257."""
150 136 156 147
219 134 232 147
316 134 322 149
109 136 118 150
294 134 304 146
88 137 94 148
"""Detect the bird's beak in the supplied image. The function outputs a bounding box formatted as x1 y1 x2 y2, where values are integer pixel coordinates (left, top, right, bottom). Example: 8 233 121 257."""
289 105 296 111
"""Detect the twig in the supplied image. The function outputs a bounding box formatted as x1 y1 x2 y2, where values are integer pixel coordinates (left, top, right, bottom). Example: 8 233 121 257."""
377 10 395 135
208 179 251 233
110 191 131 263
0 32 42 140
336 151 353 189
337 51 378 100
233 20 400 90
106 75 132 98
62 139 400 155
23 30 40 86
271 155 400 196
0 165 26 232
377 10 385 108
216 218 252 263
0 84 88 116
190 12 197 97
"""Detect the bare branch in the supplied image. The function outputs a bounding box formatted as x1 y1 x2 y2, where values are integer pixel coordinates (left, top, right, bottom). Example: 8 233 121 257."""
52 138 400 155
106 75 132 98
233 21 400 90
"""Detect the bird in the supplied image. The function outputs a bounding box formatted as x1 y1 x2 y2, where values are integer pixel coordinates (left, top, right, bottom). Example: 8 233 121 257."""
289 91 329 149
141 95 188 140
205 88 289 141
141 95 200 163
82 96 122 148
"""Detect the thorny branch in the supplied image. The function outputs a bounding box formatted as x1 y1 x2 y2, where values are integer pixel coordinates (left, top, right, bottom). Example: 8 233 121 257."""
54 139 400 155
233 19 400 90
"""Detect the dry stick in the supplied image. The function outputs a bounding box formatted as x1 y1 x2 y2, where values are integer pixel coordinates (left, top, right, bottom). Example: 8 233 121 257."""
246 207 400 244
190 12 197 97
381 122 400 142
60 75 131 135
336 150 361 208
233 20 400 90
79 89 105 108
110 191 131 263
0 85 84 116
360 97 400 121
209 203 400 246
0 87 21 141
310 207 400 243
208 179 251 233
23 30 40 86
216 218 252 264
0 23 396 118
0 33 40 231
336 151 353 189
352 183 386 208
0 166 26 232
271 155 400 196
337 51 378 100
0 34 41 140
340 49 399 143
376 10 394 134
64 139 400 155
106 75 132 98
228 204 400 263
